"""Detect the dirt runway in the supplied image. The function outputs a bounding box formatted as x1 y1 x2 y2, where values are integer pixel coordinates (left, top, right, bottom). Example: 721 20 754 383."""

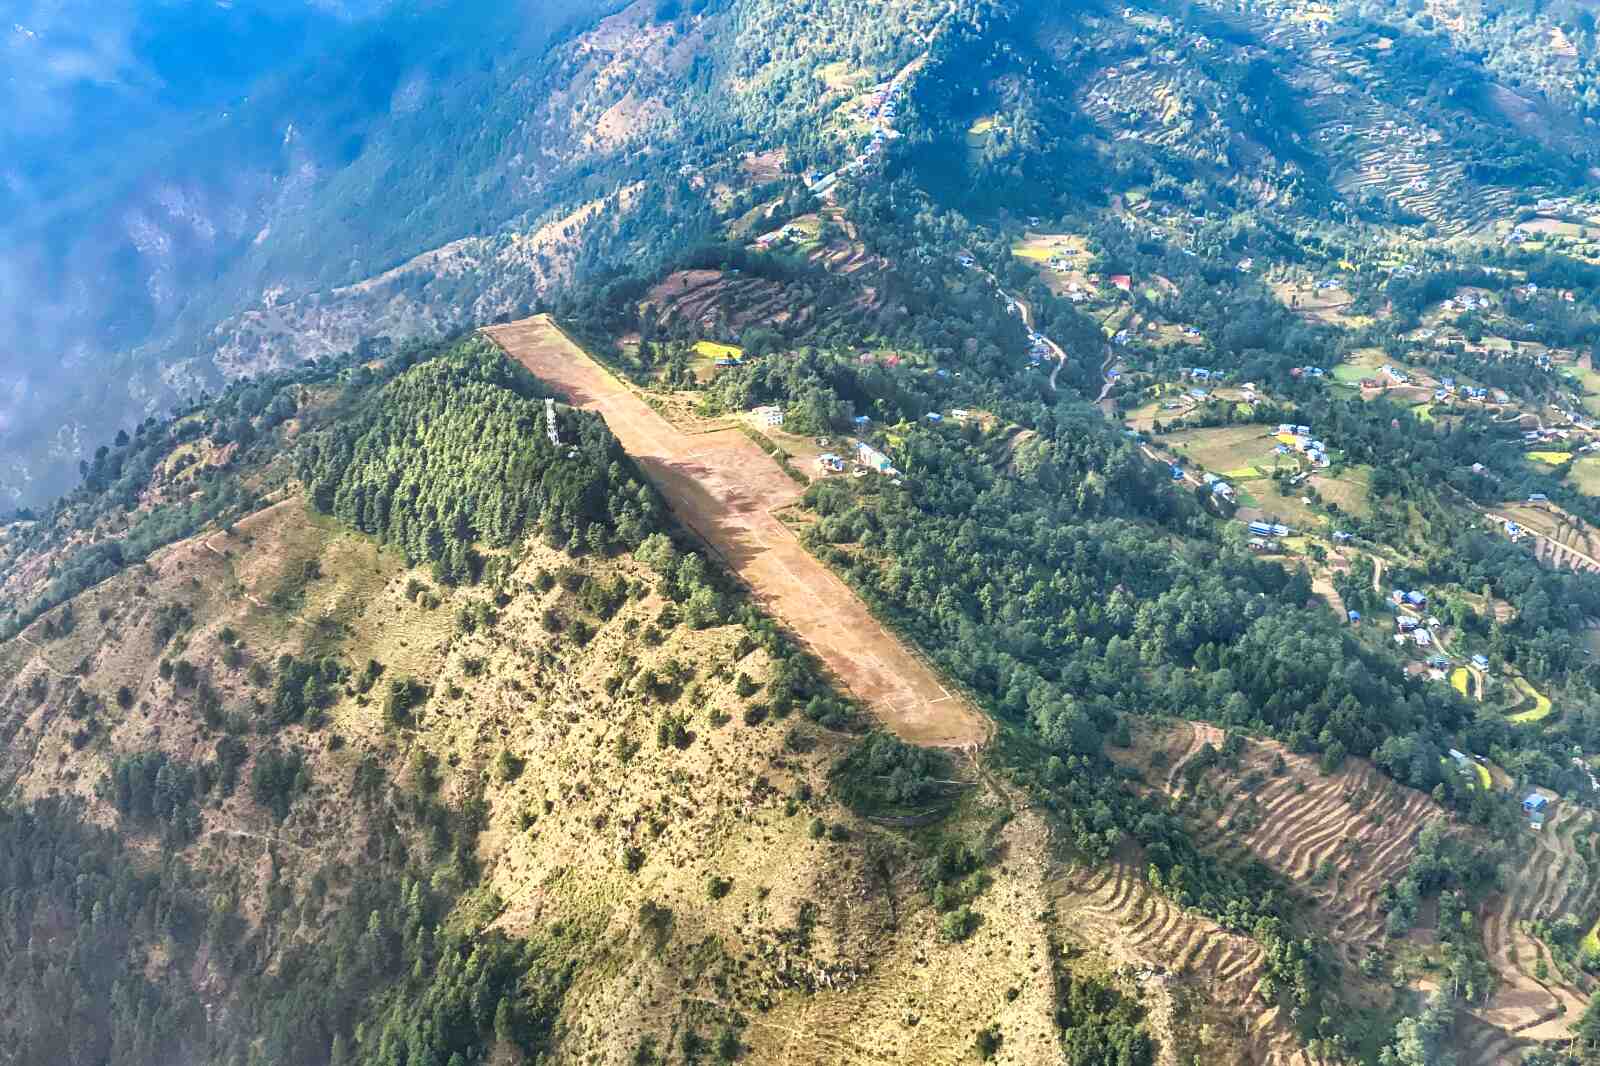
482 316 988 748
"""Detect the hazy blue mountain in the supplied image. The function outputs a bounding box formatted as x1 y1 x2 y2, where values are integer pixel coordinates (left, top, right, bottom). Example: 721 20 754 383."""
0 0 618 506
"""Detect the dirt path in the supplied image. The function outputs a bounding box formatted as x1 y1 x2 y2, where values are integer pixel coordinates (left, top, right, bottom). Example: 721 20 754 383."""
483 316 989 749
982 276 1072 394
1311 572 1346 621
1487 511 1600 573
14 633 69 678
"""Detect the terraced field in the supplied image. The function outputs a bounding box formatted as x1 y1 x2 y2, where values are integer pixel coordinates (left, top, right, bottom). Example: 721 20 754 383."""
1118 723 1442 972
1044 853 1321 1066
1465 805 1598 1065
1496 503 1600 575
1231 6 1535 235
1110 722 1600 1063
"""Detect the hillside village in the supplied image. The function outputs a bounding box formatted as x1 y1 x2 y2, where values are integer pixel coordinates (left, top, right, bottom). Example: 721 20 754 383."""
6 0 1600 1064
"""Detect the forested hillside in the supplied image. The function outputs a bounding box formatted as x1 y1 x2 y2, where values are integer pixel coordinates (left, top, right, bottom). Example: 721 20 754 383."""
0 335 1065 1065
7 0 1600 1061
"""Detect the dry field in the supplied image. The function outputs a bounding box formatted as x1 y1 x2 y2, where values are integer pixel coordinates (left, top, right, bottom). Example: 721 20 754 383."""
1112 721 1600 1064
483 316 988 748
1114 722 1440 972
1466 804 1597 1065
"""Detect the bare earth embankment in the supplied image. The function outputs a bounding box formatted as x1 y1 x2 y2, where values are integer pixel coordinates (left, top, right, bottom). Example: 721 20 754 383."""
483 316 988 748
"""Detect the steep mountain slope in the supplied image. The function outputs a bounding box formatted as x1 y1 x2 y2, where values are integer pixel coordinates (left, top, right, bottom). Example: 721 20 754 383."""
6 0 1600 1061
6 0 1597 512
0 335 1182 1065
0 0 951 506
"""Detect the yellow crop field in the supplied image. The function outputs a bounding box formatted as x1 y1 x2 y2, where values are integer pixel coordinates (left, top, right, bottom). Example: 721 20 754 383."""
694 340 744 361
1509 676 1554 724
1527 451 1574 466
1452 668 1471 697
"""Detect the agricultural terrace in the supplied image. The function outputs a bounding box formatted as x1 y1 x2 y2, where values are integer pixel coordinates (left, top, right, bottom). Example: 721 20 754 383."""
965 114 1009 162
1507 675 1554 724
1271 275 1371 327
1011 231 1090 263
1162 425 1280 480
1569 456 1600 495
1330 348 1434 400
1236 478 1324 529
1497 502 1600 565
1311 466 1374 517
1564 363 1600 419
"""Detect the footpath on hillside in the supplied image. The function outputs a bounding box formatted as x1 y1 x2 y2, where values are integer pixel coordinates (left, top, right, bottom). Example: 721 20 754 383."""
482 316 989 749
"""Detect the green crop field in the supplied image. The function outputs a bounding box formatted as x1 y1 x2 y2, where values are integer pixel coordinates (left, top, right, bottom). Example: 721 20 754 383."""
1570 456 1600 495
1165 425 1278 474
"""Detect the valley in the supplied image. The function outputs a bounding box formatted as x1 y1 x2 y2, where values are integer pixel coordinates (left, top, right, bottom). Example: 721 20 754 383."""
5 0 1600 1063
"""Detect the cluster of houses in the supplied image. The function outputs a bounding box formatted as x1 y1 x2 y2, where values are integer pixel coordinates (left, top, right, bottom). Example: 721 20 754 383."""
1274 423 1331 467
1557 409 1596 431
1027 330 1053 363
755 224 810 250
1393 613 1439 649
1421 375 1491 402
813 435 904 479
1288 366 1327 378
1201 471 1235 503
1046 249 1079 273
1444 292 1489 314
1511 282 1574 301
804 73 908 195
1247 519 1292 541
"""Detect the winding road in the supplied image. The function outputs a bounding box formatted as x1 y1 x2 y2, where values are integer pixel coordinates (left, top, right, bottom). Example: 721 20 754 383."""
979 271 1072 391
